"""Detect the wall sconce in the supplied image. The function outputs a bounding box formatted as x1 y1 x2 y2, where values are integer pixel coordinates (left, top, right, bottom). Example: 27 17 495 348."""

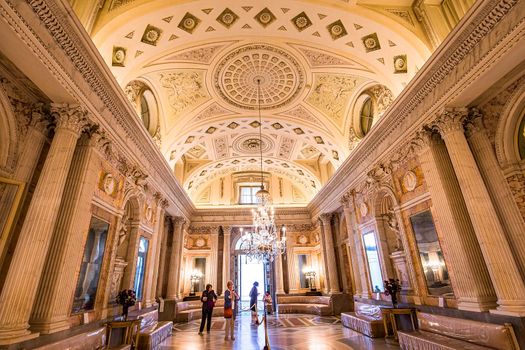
303 268 317 292
190 270 202 296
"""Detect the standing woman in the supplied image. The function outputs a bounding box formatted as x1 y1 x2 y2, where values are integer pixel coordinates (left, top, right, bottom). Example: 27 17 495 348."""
198 284 217 335
224 280 239 341
249 281 260 324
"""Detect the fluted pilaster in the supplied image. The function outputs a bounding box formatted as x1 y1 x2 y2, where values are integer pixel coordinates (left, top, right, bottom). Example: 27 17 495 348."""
166 217 185 299
465 111 525 280
320 213 340 294
29 130 107 333
433 109 525 315
0 104 88 344
413 128 497 311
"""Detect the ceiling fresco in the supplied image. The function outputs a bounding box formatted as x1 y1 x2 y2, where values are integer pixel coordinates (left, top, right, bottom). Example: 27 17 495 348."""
91 0 432 205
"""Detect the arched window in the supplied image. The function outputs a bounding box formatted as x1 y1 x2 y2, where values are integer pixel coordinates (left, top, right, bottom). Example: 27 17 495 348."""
360 96 374 136
138 89 158 137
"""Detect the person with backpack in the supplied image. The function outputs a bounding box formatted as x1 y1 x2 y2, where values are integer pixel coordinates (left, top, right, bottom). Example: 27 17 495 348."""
198 284 217 335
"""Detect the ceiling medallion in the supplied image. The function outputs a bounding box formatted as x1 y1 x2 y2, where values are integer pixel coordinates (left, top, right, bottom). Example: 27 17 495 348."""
232 133 275 154
213 44 305 110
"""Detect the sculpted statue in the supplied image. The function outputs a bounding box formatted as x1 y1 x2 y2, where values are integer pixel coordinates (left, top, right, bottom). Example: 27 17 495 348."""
117 213 129 247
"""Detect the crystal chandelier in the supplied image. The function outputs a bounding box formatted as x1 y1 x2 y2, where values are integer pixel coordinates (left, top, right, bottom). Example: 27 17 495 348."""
240 79 286 262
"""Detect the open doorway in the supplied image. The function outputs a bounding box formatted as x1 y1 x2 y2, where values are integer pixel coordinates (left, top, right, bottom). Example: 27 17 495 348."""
237 254 265 311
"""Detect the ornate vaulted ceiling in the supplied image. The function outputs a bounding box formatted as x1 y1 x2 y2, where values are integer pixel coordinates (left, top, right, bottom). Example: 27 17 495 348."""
89 0 432 206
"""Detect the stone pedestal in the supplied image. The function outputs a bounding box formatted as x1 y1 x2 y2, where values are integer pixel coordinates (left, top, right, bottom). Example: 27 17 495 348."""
434 110 525 315
110 257 128 301
0 104 88 344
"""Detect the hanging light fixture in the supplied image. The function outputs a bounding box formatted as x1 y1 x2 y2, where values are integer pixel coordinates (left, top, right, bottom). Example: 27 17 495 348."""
240 79 286 262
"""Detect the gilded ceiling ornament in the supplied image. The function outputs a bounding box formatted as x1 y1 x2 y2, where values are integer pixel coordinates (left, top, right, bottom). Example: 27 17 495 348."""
291 12 312 32
254 8 277 27
141 24 162 46
159 71 209 117
232 134 275 154
326 20 348 40
394 55 408 73
112 46 126 67
213 44 305 110
216 8 239 28
361 33 381 52
178 12 201 34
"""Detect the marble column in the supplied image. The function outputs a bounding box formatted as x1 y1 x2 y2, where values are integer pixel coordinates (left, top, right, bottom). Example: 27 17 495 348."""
222 227 231 289
209 230 219 289
465 111 525 280
166 217 185 299
320 214 340 294
433 109 525 315
29 129 108 334
151 207 168 301
414 129 497 311
143 198 168 307
333 215 350 294
156 217 170 298
274 226 286 295
0 104 88 344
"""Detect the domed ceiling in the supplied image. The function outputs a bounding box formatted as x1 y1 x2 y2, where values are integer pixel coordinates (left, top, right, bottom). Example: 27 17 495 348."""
89 0 432 206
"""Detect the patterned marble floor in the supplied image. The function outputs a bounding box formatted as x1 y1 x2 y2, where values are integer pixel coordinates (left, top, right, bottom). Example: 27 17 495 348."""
159 314 398 349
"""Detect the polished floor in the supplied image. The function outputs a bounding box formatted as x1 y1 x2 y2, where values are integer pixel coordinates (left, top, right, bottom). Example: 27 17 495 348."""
159 313 398 349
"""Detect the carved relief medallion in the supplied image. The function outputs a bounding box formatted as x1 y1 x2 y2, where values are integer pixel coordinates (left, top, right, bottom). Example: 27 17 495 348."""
402 170 417 192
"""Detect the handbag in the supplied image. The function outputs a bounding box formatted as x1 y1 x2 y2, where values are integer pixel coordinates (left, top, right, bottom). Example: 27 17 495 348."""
224 307 233 318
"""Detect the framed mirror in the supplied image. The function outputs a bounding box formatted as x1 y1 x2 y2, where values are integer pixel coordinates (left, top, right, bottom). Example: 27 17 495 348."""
410 210 453 296
71 216 109 314
133 236 149 300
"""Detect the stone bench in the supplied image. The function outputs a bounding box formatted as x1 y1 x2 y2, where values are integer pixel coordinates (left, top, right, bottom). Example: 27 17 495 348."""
398 312 519 350
34 327 130 350
175 298 224 323
137 309 173 350
277 295 332 316
341 301 385 338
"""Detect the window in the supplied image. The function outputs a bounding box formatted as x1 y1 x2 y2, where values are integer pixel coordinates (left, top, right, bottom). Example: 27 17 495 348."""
360 96 374 136
363 232 383 292
518 112 525 159
133 237 149 300
71 216 108 313
239 186 260 204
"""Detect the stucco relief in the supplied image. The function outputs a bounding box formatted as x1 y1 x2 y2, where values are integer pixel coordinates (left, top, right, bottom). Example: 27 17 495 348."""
279 105 324 128
507 173 525 221
296 47 368 69
163 44 224 64
278 136 295 159
159 71 209 119
307 74 366 127
194 102 235 121
213 136 229 159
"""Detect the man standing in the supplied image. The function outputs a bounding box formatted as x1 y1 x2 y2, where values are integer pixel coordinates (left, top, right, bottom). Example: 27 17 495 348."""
198 284 217 335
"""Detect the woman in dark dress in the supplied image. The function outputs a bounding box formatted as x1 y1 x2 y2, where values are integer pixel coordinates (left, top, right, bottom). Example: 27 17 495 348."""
198 284 217 335
249 281 259 324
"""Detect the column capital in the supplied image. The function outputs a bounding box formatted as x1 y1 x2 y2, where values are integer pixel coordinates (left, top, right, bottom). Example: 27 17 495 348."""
50 103 89 136
432 108 468 136
464 108 486 139
319 213 332 225
172 216 186 227
340 191 354 209
410 128 434 155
